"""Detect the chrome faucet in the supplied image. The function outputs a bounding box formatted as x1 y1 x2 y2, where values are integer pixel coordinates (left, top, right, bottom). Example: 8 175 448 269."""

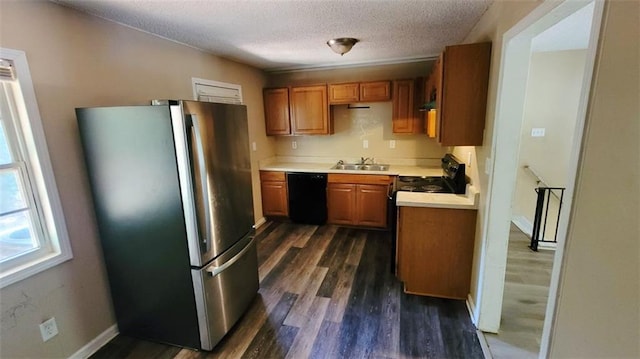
360 157 374 165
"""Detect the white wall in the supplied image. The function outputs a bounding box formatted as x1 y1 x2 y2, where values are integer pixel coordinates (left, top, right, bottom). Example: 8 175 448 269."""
513 49 587 236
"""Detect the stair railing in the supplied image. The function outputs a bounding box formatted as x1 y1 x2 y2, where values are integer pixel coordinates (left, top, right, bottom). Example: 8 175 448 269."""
523 165 565 251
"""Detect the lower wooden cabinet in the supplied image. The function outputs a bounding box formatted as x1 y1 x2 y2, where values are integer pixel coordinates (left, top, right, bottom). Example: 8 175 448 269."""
355 184 389 227
327 174 392 228
327 183 356 225
260 171 288 217
396 206 477 299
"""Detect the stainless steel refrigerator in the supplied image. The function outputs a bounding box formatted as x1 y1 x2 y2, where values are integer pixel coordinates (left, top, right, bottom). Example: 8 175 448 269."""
76 100 258 350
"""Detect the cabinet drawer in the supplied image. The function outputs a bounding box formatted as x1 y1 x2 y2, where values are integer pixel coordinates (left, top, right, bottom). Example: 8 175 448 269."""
260 171 286 182
328 173 393 185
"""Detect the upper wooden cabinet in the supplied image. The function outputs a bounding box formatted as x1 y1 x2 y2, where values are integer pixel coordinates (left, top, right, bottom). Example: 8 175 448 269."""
360 81 391 102
329 83 360 104
426 42 492 145
263 88 291 135
264 85 332 136
328 81 391 104
289 85 332 135
392 79 423 134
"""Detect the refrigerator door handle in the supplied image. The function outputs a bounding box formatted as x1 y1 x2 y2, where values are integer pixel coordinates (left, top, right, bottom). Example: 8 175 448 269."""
187 114 212 254
206 237 255 277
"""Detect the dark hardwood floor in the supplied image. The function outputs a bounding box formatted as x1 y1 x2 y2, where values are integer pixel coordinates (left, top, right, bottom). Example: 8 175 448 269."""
91 222 484 359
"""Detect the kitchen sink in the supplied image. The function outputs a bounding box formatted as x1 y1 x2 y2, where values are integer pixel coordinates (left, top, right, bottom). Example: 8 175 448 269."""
361 164 390 171
332 164 362 170
331 163 390 171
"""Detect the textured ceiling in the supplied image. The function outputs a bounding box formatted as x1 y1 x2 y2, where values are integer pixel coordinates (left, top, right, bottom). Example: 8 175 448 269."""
54 0 493 71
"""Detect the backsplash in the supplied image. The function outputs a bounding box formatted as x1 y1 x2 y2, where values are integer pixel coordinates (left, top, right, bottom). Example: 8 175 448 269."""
274 102 447 162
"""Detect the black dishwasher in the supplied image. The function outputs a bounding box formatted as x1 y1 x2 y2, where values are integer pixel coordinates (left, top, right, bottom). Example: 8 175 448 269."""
287 172 327 225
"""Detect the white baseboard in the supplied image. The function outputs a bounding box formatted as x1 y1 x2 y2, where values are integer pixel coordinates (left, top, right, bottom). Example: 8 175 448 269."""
466 294 477 326
467 295 492 358
537 241 558 250
476 329 493 359
68 324 118 359
511 215 533 236
254 217 267 229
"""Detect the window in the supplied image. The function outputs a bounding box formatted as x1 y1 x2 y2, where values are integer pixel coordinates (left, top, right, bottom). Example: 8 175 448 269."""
192 77 243 104
0 48 72 288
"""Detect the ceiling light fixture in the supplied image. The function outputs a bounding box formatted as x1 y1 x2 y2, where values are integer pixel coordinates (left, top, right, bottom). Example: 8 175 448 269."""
327 38 359 56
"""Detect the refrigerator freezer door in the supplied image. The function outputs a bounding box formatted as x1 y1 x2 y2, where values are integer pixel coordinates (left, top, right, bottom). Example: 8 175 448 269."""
172 101 255 266
191 234 259 350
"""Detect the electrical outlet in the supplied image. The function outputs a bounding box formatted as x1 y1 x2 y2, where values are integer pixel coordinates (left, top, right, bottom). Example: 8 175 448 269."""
291 141 297 149
467 152 472 167
531 128 546 137
363 140 369 149
39 317 58 342
485 157 492 175
389 140 396 149
251 141 257 151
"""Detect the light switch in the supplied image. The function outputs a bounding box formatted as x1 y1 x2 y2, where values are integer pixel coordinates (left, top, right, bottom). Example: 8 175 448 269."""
485 157 492 175
251 141 257 151
363 140 368 149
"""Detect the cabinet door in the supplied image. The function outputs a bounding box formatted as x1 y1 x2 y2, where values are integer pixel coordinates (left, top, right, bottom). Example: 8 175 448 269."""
360 81 391 102
424 59 442 138
355 184 388 228
327 183 356 225
260 181 288 217
329 83 359 104
392 79 421 134
397 206 477 299
440 42 491 146
290 85 331 135
263 88 291 136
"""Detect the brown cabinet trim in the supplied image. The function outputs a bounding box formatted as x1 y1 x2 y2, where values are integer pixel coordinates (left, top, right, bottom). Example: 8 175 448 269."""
328 173 393 185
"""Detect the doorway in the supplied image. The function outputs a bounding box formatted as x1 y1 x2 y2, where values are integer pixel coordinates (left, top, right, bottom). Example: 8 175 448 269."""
474 0 604 358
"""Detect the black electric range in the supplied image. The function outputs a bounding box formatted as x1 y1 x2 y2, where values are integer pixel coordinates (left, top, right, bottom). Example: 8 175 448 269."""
396 153 467 194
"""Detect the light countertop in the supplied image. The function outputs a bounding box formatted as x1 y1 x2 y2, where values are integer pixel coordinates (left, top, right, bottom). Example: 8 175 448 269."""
259 158 479 210
259 161 443 177
396 186 479 210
